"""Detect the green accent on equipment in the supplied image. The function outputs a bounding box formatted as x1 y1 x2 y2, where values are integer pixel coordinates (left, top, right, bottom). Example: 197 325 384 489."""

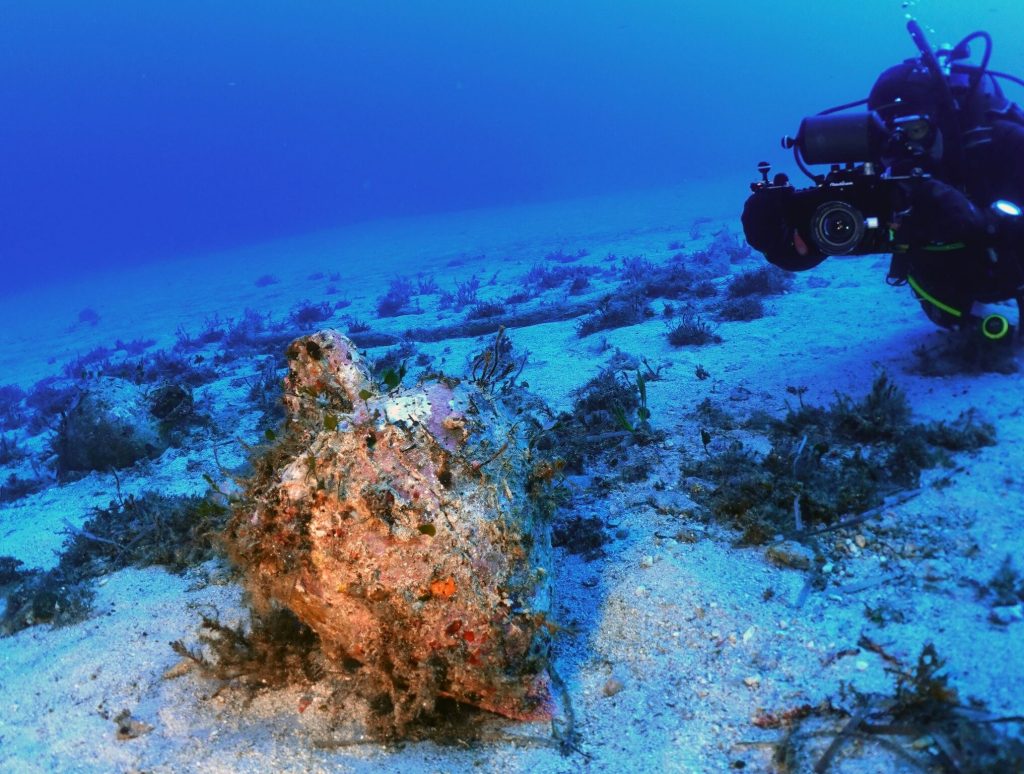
922 242 967 252
907 275 963 318
892 241 965 254
982 314 1011 340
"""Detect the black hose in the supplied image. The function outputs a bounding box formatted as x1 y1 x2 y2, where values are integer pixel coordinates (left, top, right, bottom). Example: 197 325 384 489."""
952 30 993 104
793 143 818 184
817 98 868 116
906 19 967 189
988 69 1024 92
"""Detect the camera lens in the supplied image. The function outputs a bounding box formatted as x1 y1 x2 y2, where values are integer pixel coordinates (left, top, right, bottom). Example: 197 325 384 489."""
823 211 855 240
811 201 866 255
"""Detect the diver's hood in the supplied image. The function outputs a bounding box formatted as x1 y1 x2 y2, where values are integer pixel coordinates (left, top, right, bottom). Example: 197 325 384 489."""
868 59 938 120
869 56 1011 128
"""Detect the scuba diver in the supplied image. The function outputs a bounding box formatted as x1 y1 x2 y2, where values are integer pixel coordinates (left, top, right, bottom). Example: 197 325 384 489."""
741 20 1024 343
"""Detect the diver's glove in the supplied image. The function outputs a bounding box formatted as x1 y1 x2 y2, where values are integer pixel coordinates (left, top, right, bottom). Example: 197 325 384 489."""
894 179 985 247
741 191 825 271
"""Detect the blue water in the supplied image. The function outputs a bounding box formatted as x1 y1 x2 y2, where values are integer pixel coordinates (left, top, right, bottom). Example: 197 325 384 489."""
5 5 1024 770
3 1 1022 296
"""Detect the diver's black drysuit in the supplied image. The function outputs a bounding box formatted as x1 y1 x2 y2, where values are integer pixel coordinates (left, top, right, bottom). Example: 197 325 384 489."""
742 60 1024 341
881 118 1024 337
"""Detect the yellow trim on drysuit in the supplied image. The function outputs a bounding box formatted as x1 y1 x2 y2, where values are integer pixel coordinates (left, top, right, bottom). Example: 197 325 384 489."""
982 314 1011 340
898 242 970 319
906 275 963 318
921 242 967 252
891 241 967 253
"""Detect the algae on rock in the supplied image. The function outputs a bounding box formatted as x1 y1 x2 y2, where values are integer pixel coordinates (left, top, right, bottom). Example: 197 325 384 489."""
224 330 555 735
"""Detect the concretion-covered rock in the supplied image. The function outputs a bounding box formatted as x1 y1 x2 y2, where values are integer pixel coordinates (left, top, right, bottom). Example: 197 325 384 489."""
225 330 555 733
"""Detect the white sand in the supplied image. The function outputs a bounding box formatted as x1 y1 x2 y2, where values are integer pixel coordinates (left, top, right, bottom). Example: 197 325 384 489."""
1 180 1022 772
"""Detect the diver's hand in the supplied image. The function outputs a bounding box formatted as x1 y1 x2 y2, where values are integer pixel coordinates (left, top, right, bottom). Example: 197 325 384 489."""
895 179 984 246
741 191 790 257
793 229 810 256
741 191 824 271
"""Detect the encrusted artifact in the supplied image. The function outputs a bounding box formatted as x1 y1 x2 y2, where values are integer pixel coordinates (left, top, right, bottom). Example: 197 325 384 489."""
224 330 554 733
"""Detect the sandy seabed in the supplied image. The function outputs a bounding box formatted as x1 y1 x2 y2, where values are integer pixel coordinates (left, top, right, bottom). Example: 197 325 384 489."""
1 178 1022 773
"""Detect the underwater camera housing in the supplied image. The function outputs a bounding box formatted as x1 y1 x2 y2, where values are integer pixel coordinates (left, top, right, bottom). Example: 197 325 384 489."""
749 156 911 257
746 19 1024 257
749 107 939 257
